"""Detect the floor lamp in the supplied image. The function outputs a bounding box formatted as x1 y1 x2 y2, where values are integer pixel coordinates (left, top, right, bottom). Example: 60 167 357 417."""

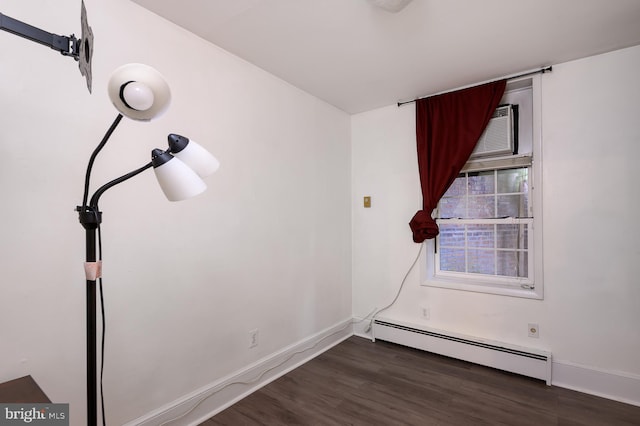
76 63 219 426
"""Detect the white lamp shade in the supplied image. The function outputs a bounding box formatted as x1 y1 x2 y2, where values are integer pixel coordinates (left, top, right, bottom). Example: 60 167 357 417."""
172 139 220 178
153 155 207 202
108 63 171 121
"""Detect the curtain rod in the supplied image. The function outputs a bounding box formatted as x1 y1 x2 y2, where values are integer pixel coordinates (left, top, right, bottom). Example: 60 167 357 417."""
397 66 552 107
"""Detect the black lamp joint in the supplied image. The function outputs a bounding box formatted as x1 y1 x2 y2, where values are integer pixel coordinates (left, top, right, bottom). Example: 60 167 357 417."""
77 206 102 229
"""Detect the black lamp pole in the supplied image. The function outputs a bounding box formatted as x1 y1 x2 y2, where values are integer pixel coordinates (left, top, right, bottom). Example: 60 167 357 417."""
78 213 99 426
76 114 121 426
77 114 154 426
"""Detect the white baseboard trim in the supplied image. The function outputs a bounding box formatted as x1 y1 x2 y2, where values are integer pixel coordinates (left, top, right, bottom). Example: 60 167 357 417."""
552 360 640 407
352 332 374 340
351 315 374 341
123 318 354 426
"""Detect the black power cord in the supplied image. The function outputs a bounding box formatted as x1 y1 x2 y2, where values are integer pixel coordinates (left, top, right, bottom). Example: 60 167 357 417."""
97 225 106 426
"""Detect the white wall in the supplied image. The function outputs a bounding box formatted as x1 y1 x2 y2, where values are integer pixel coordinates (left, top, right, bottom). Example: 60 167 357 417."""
352 45 640 401
0 0 351 424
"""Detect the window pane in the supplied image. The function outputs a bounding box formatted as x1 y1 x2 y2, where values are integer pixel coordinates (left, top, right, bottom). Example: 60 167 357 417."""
439 197 465 218
497 251 528 278
439 224 465 247
440 248 465 272
468 249 495 274
497 194 528 217
497 224 528 249
443 175 466 197
436 166 535 284
468 171 495 195
467 224 494 248
497 168 528 194
468 195 495 218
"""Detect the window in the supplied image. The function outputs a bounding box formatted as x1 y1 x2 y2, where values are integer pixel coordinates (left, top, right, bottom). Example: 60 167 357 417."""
422 77 543 299
437 164 532 285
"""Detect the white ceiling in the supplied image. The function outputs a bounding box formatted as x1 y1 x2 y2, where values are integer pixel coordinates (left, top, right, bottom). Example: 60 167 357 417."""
131 0 640 114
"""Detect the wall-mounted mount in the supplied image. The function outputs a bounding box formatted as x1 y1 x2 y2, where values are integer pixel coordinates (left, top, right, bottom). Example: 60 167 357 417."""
0 0 93 93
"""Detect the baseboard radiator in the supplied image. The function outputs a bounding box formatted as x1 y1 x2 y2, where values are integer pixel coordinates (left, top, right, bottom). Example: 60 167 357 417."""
373 320 552 385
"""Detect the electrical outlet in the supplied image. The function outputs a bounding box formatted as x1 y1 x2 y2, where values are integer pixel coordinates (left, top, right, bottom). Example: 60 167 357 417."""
528 323 539 338
421 307 430 320
249 329 259 348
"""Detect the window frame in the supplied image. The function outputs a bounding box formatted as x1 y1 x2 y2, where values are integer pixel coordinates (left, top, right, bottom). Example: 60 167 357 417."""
420 76 544 300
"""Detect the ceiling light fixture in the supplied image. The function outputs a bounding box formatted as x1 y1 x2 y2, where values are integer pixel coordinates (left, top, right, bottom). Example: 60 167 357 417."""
367 0 414 13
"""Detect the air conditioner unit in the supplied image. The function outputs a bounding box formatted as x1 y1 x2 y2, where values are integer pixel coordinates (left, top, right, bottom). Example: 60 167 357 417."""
470 104 517 158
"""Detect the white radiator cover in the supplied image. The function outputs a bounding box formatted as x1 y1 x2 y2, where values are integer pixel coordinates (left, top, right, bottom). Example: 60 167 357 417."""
373 319 552 385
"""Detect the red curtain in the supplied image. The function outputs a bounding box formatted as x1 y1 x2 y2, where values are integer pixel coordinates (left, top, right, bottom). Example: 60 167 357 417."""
409 80 506 243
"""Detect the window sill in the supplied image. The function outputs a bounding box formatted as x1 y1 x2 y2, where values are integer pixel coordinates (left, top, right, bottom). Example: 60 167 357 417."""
421 276 543 300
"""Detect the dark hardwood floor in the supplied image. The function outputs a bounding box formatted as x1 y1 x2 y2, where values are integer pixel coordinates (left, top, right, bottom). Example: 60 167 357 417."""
201 336 640 425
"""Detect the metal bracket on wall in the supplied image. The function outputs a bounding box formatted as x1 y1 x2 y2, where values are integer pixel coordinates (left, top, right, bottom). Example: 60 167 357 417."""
0 0 93 92
0 13 80 59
